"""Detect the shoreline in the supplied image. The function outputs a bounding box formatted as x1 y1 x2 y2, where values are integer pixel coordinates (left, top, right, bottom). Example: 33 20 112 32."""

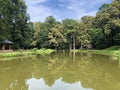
0 47 120 61
0 49 55 58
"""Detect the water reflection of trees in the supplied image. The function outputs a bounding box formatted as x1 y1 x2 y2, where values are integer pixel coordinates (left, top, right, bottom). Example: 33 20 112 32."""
0 52 120 90
34 52 120 90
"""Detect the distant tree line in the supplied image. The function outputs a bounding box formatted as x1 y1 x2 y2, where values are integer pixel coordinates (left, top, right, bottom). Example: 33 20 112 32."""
0 0 120 50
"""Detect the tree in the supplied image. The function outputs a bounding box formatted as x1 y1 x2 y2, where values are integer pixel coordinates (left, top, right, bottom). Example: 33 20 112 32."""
32 22 41 47
11 0 31 49
78 16 94 48
40 16 57 48
90 28 107 49
93 0 120 49
98 4 109 13
0 0 12 40
0 0 33 49
23 22 34 49
32 16 57 49
62 19 78 51
48 22 66 50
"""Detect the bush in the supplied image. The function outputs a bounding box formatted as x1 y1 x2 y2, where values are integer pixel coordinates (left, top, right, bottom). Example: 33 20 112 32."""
31 48 37 52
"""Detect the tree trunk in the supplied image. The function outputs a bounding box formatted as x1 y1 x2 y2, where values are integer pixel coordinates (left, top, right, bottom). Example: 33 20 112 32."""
55 44 57 50
81 43 83 49
73 37 75 51
69 44 72 51
55 43 59 50
55 46 57 50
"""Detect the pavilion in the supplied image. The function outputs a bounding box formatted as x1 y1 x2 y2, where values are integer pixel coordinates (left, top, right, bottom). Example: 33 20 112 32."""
0 39 13 51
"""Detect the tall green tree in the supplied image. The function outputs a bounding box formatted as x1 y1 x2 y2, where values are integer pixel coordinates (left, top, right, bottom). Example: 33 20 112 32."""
63 19 78 51
0 0 33 49
23 22 34 49
48 22 66 50
11 0 31 49
78 16 94 48
33 16 57 49
0 0 12 40
42 16 57 48
93 0 120 49
32 22 41 48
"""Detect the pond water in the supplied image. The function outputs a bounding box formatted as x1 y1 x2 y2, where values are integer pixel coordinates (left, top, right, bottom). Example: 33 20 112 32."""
0 52 120 90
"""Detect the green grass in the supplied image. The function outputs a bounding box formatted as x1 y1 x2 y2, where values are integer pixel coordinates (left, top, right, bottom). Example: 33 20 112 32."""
0 55 36 61
103 46 120 50
89 46 120 56
0 51 33 57
0 46 120 60
0 49 55 58
75 46 120 60
91 50 120 60
36 49 55 54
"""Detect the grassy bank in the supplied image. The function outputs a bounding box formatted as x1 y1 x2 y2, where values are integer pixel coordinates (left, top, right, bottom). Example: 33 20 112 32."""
0 49 55 57
90 46 120 57
86 50 120 57
75 46 120 59
0 46 120 60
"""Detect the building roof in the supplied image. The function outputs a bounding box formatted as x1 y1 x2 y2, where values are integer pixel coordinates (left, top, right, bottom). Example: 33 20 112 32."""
0 39 13 44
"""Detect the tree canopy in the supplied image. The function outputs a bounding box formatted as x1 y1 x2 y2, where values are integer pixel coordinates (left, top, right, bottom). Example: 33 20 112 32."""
0 0 33 49
0 0 120 50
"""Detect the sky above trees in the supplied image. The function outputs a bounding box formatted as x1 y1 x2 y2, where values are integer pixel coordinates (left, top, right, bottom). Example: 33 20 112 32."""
25 0 112 22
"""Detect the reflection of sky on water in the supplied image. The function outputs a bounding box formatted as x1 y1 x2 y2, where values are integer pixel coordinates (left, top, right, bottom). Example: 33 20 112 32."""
26 78 93 90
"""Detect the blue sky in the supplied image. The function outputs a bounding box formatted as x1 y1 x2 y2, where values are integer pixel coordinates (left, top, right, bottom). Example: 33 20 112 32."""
25 0 112 22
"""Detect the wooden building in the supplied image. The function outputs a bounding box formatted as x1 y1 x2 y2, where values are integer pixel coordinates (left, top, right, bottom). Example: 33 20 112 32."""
0 40 13 51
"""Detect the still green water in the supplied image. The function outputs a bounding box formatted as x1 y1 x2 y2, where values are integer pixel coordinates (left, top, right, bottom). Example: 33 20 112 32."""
0 52 120 90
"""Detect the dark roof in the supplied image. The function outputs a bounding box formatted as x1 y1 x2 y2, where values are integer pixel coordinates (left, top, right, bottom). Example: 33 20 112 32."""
0 39 13 44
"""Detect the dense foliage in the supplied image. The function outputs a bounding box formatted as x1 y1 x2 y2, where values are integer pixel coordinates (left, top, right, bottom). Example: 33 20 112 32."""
0 0 33 49
0 0 120 50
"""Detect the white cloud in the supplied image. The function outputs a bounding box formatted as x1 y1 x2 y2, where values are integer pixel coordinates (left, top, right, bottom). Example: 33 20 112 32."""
25 0 112 22
65 0 111 20
25 0 52 22
28 6 52 22
25 0 47 5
